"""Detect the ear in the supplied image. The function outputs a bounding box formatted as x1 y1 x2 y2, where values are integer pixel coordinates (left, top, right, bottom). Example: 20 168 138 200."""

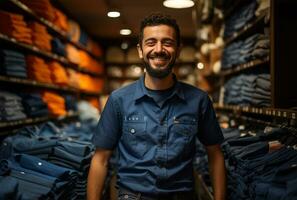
137 44 143 59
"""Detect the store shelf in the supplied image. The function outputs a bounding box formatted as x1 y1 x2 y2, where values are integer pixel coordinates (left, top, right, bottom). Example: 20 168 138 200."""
223 0 250 20
8 0 102 61
214 103 297 120
0 112 79 134
0 75 78 93
221 57 269 76
224 14 266 46
107 76 140 81
0 33 102 77
106 61 196 67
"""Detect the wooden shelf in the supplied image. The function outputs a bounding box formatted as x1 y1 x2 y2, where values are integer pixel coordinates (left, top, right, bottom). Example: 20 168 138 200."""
8 0 102 61
224 14 267 46
0 112 79 135
221 57 269 76
0 33 102 77
214 103 297 120
107 76 140 81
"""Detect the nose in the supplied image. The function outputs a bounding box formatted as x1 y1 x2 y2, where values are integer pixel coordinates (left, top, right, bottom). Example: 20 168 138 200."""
154 41 163 53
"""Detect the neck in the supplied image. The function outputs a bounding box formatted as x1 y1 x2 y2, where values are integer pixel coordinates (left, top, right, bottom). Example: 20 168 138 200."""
144 73 174 90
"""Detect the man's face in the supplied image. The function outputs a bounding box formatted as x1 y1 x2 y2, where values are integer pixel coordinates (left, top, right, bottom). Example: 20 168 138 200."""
137 25 180 79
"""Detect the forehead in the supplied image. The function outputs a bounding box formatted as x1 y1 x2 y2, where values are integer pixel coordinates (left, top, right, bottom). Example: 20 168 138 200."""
142 25 176 40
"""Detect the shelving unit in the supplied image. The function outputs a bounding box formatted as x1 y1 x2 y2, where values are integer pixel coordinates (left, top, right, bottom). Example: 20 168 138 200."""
8 0 101 61
220 57 269 76
224 13 267 46
0 33 102 77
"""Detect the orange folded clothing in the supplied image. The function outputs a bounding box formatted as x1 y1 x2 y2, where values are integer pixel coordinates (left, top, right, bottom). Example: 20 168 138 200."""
42 91 66 116
26 55 52 83
0 11 32 44
88 97 100 110
28 22 52 51
48 61 69 86
20 0 55 22
86 39 103 57
67 20 80 42
77 73 104 93
65 44 81 64
53 8 68 32
67 69 79 89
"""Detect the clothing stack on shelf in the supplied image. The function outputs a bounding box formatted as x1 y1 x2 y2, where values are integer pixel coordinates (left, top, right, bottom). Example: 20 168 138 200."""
28 22 52 51
20 0 55 22
0 10 32 45
222 33 269 69
224 72 271 107
42 91 66 117
0 91 26 121
26 55 52 84
20 93 49 118
0 48 27 78
48 61 69 86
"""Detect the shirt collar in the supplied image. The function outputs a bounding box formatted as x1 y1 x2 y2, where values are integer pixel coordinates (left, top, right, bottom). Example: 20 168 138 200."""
133 74 186 102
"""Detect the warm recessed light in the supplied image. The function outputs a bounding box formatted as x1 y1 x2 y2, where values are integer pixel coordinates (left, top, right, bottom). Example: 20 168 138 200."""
107 11 120 18
197 62 204 69
163 0 195 9
120 29 132 35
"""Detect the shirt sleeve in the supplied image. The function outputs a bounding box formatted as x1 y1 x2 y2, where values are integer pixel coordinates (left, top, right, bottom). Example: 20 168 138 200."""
92 94 121 150
197 94 224 146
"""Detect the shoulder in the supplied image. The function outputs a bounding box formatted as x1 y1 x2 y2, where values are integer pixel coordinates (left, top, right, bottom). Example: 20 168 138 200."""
109 80 138 100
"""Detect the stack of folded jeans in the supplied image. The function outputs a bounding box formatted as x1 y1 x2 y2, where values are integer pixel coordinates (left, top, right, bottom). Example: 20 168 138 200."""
222 33 270 69
1 121 96 199
28 22 52 51
0 91 26 121
0 11 32 45
63 95 78 112
79 29 89 47
20 93 49 118
42 91 66 117
48 61 69 86
26 55 52 83
0 49 27 78
224 72 271 107
221 127 297 200
224 0 258 38
20 0 55 22
51 37 66 57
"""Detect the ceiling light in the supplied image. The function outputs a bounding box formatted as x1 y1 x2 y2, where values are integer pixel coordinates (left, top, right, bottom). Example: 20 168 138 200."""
197 62 204 69
163 0 195 9
120 29 132 35
107 11 120 18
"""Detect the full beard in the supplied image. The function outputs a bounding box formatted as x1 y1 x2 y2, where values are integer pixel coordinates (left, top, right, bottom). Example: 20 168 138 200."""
143 52 176 79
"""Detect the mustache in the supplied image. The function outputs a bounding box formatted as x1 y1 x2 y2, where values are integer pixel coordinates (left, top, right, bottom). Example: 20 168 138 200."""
148 52 170 59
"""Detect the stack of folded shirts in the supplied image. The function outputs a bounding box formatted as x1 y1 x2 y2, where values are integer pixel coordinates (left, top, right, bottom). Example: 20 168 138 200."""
77 73 104 93
65 44 80 64
0 91 26 121
20 0 55 22
0 10 32 44
26 55 52 83
28 22 52 51
67 69 79 89
67 20 80 43
86 39 103 57
48 61 69 86
0 48 27 78
53 8 68 32
42 91 66 116
20 93 49 117
79 51 104 74
51 37 66 56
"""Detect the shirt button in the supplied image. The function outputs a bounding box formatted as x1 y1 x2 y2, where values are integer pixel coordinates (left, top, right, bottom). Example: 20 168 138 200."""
130 128 135 134
124 194 129 199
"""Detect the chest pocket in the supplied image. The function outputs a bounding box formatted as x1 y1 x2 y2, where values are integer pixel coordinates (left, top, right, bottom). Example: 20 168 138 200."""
171 116 198 157
122 118 148 159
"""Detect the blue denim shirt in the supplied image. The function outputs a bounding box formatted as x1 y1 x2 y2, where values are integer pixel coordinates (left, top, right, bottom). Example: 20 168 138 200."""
92 75 224 195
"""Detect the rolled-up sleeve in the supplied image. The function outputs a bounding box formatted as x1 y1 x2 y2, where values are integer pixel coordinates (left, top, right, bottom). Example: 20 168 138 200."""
92 94 121 150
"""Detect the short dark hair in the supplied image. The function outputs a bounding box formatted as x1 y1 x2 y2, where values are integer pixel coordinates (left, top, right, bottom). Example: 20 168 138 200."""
139 13 181 47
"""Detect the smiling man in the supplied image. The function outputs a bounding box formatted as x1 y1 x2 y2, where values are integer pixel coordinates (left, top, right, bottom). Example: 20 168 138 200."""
87 13 226 200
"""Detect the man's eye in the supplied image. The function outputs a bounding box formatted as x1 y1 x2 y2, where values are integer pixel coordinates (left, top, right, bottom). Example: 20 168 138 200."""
163 41 174 46
146 41 155 46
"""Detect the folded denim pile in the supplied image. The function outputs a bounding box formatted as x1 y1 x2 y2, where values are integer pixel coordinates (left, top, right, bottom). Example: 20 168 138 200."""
0 10 32 44
51 37 66 57
222 33 270 69
224 72 271 107
0 48 27 78
20 93 49 118
0 91 26 121
0 120 97 199
221 127 297 200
